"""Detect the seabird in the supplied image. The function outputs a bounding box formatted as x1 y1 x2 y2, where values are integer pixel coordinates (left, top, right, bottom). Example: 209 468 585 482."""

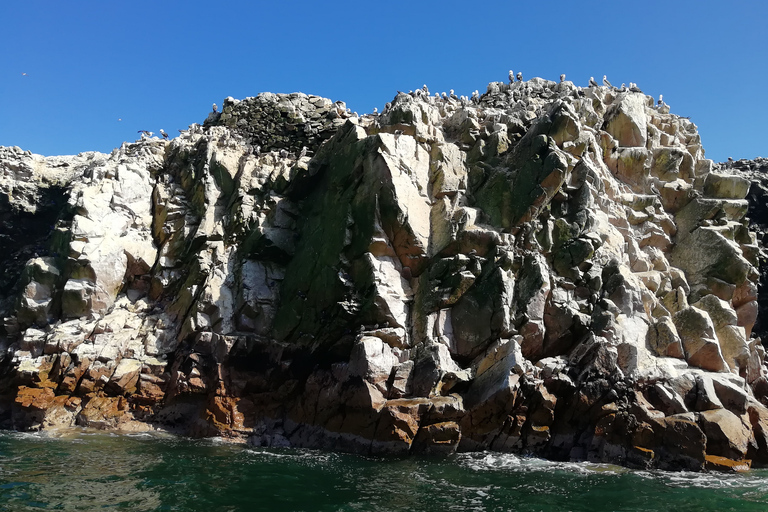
471 90 480 102
629 82 642 93
299 146 308 158
657 94 663 105
373 107 378 114
509 70 515 83
516 72 523 82
159 129 168 140
450 89 457 99
589 76 599 87
21 72 27 76
602 75 613 88
560 74 566 83
422 84 429 95
279 149 289 158
138 130 152 137
442 92 448 99
212 103 218 113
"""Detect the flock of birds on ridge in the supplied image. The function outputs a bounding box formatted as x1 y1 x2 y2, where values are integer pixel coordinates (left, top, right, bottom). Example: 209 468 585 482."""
135 71 667 153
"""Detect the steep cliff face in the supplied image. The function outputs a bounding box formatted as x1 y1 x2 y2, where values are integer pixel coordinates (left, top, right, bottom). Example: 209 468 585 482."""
2 82 767 471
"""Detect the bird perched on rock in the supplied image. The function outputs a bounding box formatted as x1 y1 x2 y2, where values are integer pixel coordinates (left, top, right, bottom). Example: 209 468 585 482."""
602 75 613 88
629 82 642 93
657 94 664 105
560 74 566 83
422 84 429 95
299 146 308 158
471 90 480 102
373 107 378 114
212 103 218 113
589 76 599 87
516 72 523 82
450 89 457 100
159 129 168 140
509 70 515 83
279 149 289 158
138 130 153 137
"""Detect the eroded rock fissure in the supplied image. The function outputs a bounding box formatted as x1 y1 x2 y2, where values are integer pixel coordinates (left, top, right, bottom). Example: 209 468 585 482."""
1 84 768 472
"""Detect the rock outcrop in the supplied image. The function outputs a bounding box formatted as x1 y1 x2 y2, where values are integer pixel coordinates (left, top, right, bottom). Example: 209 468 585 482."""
2 83 768 471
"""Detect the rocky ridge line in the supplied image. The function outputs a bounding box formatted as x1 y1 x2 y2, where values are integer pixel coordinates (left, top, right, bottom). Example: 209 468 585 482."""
1 81 767 472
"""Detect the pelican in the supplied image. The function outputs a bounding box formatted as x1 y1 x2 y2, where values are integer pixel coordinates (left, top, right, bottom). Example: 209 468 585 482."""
602 75 613 87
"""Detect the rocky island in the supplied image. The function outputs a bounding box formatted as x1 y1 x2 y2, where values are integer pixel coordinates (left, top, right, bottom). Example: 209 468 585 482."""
2 77 767 472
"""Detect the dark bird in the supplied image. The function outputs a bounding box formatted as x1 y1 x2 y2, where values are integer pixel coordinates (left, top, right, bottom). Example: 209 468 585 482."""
159 129 169 140
589 76 599 87
516 72 523 82
657 94 664 105
629 82 642 93
212 103 218 113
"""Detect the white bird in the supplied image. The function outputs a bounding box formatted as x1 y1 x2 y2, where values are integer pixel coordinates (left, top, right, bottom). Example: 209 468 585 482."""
657 94 664 105
212 103 218 113
509 70 515 83
589 76 599 87
373 107 378 114
516 72 523 81
602 75 613 88
422 84 429 94
560 74 566 82
159 129 168 140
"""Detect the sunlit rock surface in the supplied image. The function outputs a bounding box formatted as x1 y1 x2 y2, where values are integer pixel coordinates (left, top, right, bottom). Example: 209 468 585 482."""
1 83 767 471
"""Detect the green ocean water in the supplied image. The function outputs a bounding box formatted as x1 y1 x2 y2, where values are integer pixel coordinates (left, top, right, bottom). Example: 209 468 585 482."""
1 430 767 511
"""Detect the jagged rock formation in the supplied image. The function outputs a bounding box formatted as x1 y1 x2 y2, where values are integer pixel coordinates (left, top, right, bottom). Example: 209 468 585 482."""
2 83 768 472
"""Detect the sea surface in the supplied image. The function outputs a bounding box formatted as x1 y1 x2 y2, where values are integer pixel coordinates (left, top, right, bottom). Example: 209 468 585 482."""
1 430 767 511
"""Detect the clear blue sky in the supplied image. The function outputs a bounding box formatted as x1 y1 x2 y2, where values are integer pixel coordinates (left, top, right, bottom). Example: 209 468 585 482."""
1 1 765 163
